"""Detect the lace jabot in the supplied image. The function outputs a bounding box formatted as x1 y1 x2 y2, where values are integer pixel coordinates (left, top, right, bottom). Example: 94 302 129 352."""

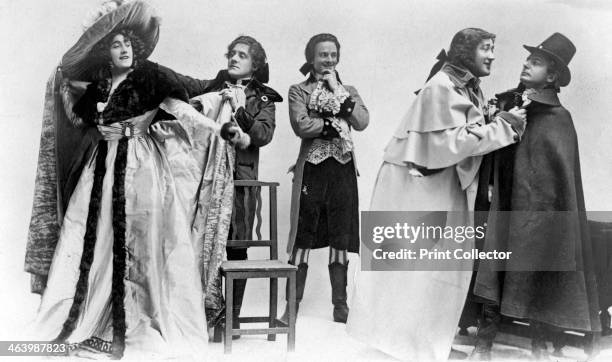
306 81 354 164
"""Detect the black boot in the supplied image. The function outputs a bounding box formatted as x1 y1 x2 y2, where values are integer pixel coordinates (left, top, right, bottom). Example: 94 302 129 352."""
601 309 612 336
280 263 308 324
231 279 247 340
469 303 500 361
328 262 349 323
530 322 550 361
551 330 565 357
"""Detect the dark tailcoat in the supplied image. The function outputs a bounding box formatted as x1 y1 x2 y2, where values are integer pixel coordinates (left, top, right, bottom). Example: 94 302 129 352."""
162 68 283 241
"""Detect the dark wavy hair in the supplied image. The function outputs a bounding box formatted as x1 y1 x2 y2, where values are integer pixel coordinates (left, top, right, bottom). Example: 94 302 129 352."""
305 33 341 64
92 28 146 68
226 35 267 80
447 28 495 72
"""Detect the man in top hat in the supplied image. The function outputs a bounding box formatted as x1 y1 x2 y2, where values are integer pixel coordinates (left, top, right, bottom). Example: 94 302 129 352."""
470 33 601 361
347 28 526 362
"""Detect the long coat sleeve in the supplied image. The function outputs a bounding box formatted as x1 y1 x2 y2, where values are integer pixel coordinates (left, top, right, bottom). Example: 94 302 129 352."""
383 71 521 191
286 79 369 253
288 84 369 138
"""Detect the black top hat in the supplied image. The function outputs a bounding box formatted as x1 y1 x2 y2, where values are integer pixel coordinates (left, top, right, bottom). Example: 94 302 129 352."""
523 32 576 87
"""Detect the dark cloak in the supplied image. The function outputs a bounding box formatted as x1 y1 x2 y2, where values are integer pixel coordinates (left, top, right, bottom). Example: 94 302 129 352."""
24 68 100 293
473 87 601 332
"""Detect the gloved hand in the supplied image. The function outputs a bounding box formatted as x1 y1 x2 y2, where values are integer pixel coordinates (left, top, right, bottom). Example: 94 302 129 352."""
221 122 235 140
221 122 251 149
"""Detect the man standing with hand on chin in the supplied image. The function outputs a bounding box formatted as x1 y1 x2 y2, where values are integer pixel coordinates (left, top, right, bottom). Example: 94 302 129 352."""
281 33 369 324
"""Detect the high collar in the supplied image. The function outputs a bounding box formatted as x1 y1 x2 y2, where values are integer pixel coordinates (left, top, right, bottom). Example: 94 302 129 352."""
497 84 561 107
212 69 264 90
214 69 283 102
442 62 480 89
524 86 561 106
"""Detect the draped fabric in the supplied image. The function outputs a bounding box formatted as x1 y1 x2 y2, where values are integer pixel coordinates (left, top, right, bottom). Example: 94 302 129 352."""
31 110 212 359
25 68 99 294
162 92 238 327
25 70 62 293
28 63 236 358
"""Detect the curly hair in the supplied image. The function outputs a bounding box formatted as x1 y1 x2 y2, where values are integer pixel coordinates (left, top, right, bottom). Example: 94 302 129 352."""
447 28 495 72
92 28 147 66
226 35 267 77
304 33 341 64
89 29 146 81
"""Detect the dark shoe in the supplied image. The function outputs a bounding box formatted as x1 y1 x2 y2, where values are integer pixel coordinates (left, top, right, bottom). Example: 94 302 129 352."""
208 310 225 343
469 344 491 361
470 303 499 362
449 348 468 360
470 331 493 361
231 279 247 340
551 335 565 358
212 322 223 343
279 263 308 325
468 350 490 361
530 321 550 361
531 339 549 361
601 310 612 336
329 262 349 323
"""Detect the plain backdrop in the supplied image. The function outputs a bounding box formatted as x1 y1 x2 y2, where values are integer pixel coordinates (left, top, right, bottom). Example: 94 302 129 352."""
1 0 611 346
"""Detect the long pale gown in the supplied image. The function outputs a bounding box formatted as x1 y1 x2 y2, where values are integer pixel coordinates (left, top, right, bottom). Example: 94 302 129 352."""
30 64 235 359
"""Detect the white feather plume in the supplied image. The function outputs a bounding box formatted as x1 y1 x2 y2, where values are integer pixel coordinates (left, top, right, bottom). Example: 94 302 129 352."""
81 0 135 31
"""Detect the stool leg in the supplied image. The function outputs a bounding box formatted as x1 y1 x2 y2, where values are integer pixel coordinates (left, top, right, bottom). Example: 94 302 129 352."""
268 277 278 341
224 276 234 354
288 274 296 351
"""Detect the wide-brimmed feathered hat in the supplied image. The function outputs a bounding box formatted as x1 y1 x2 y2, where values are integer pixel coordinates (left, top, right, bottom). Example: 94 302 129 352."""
523 32 575 87
61 0 160 80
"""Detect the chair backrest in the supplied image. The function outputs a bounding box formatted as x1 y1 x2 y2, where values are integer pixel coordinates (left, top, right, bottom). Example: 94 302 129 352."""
227 180 279 260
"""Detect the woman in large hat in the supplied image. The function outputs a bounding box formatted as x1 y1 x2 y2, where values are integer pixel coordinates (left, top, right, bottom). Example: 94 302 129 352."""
25 0 247 358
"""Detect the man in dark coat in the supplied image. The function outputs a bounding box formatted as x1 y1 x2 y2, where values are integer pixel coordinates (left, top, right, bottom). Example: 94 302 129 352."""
160 35 282 336
470 33 601 361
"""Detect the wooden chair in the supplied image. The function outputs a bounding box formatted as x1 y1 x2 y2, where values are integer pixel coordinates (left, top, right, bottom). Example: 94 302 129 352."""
220 180 297 353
